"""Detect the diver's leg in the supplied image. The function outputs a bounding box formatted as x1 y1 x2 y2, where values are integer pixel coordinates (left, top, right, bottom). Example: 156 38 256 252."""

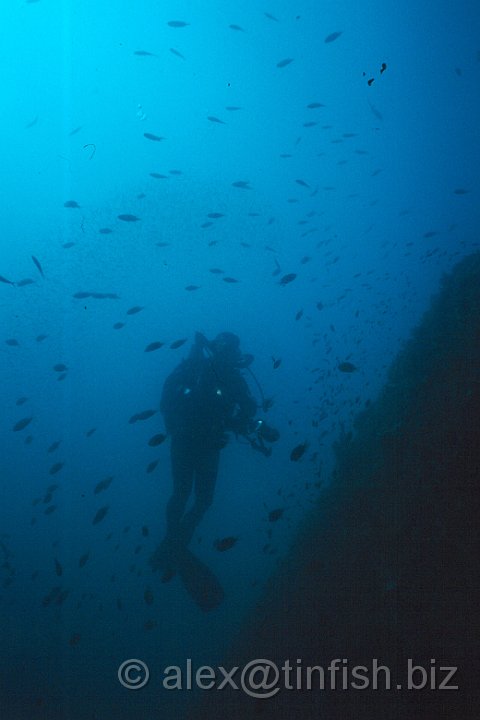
180 448 220 546
165 436 195 540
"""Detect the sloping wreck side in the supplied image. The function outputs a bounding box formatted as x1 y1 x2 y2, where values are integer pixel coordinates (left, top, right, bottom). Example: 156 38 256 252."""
194 253 480 719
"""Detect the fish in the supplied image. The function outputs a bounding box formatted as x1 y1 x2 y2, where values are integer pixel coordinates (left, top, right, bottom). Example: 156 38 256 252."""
49 462 64 475
143 132 164 142
229 24 244 31
146 460 159 474
307 102 325 109
78 553 89 568
31 256 44 278
6 338 19 346
69 126 82 135
268 508 284 522
225 106 241 111
279 273 297 286
13 417 32 432
94 476 113 494
62 242 75 248
207 116 226 124
99 227 112 234
214 536 238 552
380 62 387 73
148 434 166 447
209 268 224 274
338 361 357 372
207 212 224 218
295 309 303 321
134 50 156 56
290 442 308 461
54 558 63 577
272 357 282 369
167 20 189 27
264 12 278 21
92 506 109 525
232 180 251 189
185 285 200 291
145 341 164 352
453 188 468 194
44 505 57 515
16 278 35 286
296 179 309 188
0 274 15 285
129 410 156 424
126 305 143 315
223 277 239 283
63 200 80 208
325 31 342 43
169 48 185 59
48 440 61 453
170 338 187 349
16 397 28 406
53 363 68 372
118 214 140 222
113 322 125 330
150 173 168 179
142 526 149 537
276 58 293 68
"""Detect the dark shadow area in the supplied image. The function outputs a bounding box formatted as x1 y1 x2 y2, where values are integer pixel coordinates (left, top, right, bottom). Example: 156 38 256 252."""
192 252 480 719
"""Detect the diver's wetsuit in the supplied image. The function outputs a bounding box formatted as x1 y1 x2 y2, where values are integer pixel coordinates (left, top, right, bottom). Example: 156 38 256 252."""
160 340 257 547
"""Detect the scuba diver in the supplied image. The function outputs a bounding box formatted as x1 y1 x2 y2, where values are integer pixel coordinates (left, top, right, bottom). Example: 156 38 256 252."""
151 331 279 577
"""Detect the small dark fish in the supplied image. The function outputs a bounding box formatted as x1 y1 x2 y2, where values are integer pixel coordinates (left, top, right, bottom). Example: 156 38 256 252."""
264 12 278 21
168 20 189 27
307 102 325 109
380 62 387 74
53 363 68 372
201 221 213 228
48 440 61 453
207 116 226 124
6 338 19 346
145 341 163 352
142 526 149 537
134 50 156 56
79 553 89 568
16 396 28 406
453 188 468 194
295 310 303 321
144 587 154 605
126 305 143 315
129 409 156 424
185 285 200 291
170 338 187 349
54 558 63 577
325 31 342 43
229 24 244 31
99 227 113 234
0 274 15 285
150 172 168 179
338 361 357 373
62 242 75 248
146 459 159 474
209 268 224 274
31 256 44 278
279 273 297 286
232 180 251 189
118 214 140 222
16 278 35 286
316 301 324 311
69 125 82 136
268 508 284 522
144 132 164 142
272 357 282 369
94 476 113 494
113 322 125 330
92 506 109 525
169 47 185 59
223 277 239 283
207 212 224 219
13 417 32 432
290 442 308 461
225 106 241 111
296 179 309 188
73 291 91 299
148 433 166 447
49 462 64 475
44 505 57 515
214 536 238 552
276 58 293 68
63 200 80 208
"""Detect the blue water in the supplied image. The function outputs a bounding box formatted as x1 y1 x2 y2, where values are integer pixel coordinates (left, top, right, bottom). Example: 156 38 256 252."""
1 1 479 717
